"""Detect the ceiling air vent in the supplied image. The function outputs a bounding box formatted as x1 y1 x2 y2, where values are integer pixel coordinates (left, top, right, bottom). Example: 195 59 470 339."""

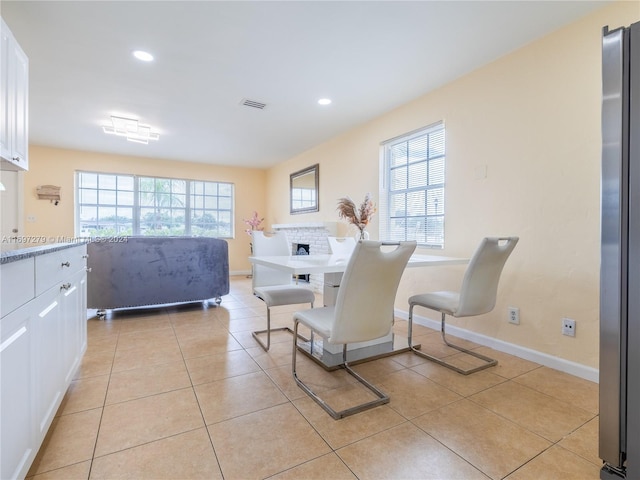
240 98 267 110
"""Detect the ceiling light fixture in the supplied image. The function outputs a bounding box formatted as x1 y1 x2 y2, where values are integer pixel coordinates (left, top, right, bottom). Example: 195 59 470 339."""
318 98 332 106
102 116 159 144
132 50 154 62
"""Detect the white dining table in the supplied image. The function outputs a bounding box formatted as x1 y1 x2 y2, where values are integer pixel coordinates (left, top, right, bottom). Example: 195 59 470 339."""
249 253 468 276
248 252 468 368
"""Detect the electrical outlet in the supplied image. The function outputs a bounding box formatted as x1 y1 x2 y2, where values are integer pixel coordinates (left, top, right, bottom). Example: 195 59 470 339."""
562 318 576 337
508 307 520 325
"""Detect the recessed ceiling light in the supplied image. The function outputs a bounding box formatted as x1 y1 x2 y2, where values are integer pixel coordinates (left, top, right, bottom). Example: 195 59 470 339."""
318 98 332 106
132 50 154 62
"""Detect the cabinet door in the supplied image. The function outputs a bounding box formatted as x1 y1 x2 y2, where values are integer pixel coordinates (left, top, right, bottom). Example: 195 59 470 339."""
0 301 35 480
11 39 28 169
0 18 28 171
33 287 63 438
0 20 11 161
60 268 87 384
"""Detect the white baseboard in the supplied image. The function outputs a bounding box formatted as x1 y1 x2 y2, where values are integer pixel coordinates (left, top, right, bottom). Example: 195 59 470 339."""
230 270 252 276
395 309 599 384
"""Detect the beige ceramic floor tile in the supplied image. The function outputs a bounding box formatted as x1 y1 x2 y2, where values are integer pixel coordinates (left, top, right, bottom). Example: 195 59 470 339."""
350 356 406 383
95 388 204 457
90 428 222 479
514 366 599 414
289 379 388 421
470 382 596 442
185 349 261 385
208 403 331 479
410 359 507 396
251 327 298 348
263 364 311 401
26 460 91 480
558 417 601 466
27 408 102 476
105 361 192 404
388 350 430 368
408 335 461 360
110 340 183 373
115 315 172 335
378 368 462 419
337 422 489 479
473 347 541 378
414 399 551 479
171 319 228 338
293 394 406 449
215 298 259 310
215 307 263 325
73 350 115 380
505 444 601 480
415 330 482 357
269 452 357 480
57 374 109 416
230 329 265 349
86 318 120 337
246 340 295 369
177 332 244 358
85 330 118 354
195 371 288 424
292 354 360 392
114 326 177 351
226 315 271 334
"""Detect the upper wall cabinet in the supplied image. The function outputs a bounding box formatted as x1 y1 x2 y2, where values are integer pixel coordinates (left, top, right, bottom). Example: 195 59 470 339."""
0 18 28 171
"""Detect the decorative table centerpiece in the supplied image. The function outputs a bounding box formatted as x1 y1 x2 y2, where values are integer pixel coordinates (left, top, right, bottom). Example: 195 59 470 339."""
337 193 376 240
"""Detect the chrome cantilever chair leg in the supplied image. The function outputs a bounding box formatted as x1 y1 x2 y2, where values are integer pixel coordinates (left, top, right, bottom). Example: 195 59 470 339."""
252 303 312 352
291 320 389 420
408 307 497 375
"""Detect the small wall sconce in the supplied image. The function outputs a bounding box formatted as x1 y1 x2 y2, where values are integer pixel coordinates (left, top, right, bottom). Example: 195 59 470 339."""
37 185 61 205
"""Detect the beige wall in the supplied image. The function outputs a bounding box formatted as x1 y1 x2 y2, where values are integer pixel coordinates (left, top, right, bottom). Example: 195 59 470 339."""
266 2 640 369
22 145 266 272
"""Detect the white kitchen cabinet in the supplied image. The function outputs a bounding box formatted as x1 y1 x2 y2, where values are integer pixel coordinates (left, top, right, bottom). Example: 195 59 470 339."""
0 244 87 479
0 298 36 480
0 17 28 171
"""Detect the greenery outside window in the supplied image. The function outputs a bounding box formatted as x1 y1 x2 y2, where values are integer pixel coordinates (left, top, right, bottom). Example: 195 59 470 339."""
380 123 445 248
76 171 234 238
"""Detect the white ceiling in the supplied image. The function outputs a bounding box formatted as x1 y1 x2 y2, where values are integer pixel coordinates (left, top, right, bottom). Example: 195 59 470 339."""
2 1 609 169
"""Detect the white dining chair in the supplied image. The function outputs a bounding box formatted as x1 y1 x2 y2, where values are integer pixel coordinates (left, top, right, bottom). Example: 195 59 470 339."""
327 236 356 255
292 240 416 419
408 236 519 375
252 231 315 351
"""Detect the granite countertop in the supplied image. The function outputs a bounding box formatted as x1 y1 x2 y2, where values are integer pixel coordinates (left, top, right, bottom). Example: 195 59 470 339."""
1 240 88 265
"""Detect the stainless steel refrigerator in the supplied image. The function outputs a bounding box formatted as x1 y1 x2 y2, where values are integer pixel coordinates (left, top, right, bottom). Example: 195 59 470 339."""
600 20 640 480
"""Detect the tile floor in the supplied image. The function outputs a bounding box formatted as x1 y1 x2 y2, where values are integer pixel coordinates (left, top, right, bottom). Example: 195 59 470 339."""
26 276 601 480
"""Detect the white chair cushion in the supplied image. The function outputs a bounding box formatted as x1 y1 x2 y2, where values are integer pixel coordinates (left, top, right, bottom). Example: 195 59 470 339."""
293 306 335 339
409 291 460 316
254 284 315 307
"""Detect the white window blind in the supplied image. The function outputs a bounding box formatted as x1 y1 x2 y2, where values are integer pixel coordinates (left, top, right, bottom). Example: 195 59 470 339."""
379 123 445 247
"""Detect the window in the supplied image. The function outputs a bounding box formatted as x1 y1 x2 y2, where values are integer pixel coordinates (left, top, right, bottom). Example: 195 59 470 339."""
380 123 445 248
76 172 234 238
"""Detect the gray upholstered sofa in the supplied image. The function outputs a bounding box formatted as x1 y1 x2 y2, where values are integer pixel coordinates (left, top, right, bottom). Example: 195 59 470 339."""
87 236 229 313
